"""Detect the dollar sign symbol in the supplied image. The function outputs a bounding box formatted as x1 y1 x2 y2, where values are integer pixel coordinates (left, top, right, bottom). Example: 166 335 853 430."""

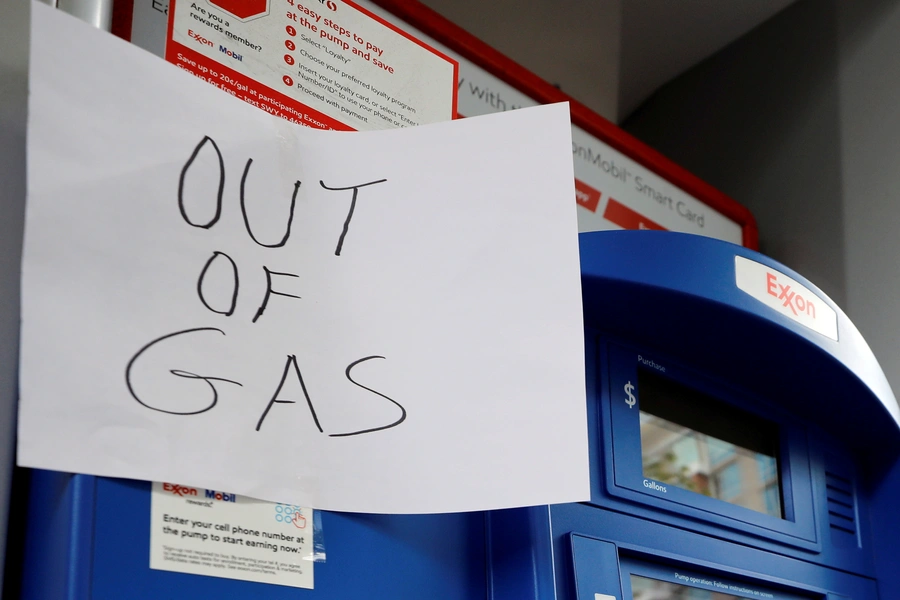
624 381 636 408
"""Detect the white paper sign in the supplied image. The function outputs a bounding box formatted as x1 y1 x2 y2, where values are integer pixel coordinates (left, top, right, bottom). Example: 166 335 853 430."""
19 3 588 514
150 482 314 588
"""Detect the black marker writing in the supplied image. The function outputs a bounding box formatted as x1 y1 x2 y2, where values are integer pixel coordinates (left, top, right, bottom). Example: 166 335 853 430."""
179 136 225 229
196 251 239 316
256 354 322 432
329 356 406 437
126 328 242 415
252 267 300 323
126 137 405 437
127 332 406 435
319 178 387 256
255 355 407 436
240 158 301 248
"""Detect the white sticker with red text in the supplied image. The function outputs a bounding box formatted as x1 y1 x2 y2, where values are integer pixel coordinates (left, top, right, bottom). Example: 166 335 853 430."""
735 256 838 341
150 481 314 589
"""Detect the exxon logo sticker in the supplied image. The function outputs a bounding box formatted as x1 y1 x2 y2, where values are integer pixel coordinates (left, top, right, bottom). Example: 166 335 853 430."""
162 483 198 497
735 256 838 341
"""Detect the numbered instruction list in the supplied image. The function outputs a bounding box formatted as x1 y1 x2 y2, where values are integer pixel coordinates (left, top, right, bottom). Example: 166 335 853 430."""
150 482 314 589
166 0 457 130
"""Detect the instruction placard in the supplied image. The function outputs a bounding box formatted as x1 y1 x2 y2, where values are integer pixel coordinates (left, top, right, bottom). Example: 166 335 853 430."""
150 482 314 589
166 0 457 130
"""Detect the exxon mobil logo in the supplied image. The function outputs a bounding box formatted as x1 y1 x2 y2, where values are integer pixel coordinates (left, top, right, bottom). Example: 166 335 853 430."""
205 489 237 502
162 483 236 502
734 256 838 341
765 272 816 318
163 483 198 497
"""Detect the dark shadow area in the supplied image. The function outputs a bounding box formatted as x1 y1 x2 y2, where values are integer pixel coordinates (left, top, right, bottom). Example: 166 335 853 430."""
2 468 30 600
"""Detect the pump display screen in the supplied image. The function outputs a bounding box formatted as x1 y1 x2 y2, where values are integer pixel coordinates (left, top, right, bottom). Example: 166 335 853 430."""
631 574 749 599
638 368 782 518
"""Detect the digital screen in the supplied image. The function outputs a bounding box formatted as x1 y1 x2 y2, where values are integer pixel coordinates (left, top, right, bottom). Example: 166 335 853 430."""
631 574 750 599
638 368 782 518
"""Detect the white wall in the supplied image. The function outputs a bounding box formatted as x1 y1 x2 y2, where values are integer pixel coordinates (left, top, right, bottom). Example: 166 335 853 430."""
418 0 622 121
837 0 900 412
622 0 847 306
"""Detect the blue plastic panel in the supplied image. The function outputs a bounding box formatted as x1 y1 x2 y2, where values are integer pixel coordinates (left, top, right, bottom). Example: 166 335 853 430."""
20 471 95 599
868 455 900 597
578 231 900 459
602 340 819 550
570 535 621 600
485 507 556 600
550 505 879 600
579 332 876 575
22 472 487 599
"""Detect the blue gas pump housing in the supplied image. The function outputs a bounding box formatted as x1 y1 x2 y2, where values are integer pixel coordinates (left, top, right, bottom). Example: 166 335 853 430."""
15 231 900 599
488 231 900 600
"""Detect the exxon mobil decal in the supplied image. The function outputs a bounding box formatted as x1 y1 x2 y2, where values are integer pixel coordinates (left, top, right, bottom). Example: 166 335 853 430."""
735 256 838 341
162 482 236 502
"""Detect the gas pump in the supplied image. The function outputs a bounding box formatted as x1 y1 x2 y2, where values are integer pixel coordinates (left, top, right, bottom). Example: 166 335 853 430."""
488 231 900 600
10 2 900 599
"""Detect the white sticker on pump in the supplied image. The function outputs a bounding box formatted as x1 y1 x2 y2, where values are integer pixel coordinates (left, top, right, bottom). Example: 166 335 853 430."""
734 256 838 341
150 482 314 589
